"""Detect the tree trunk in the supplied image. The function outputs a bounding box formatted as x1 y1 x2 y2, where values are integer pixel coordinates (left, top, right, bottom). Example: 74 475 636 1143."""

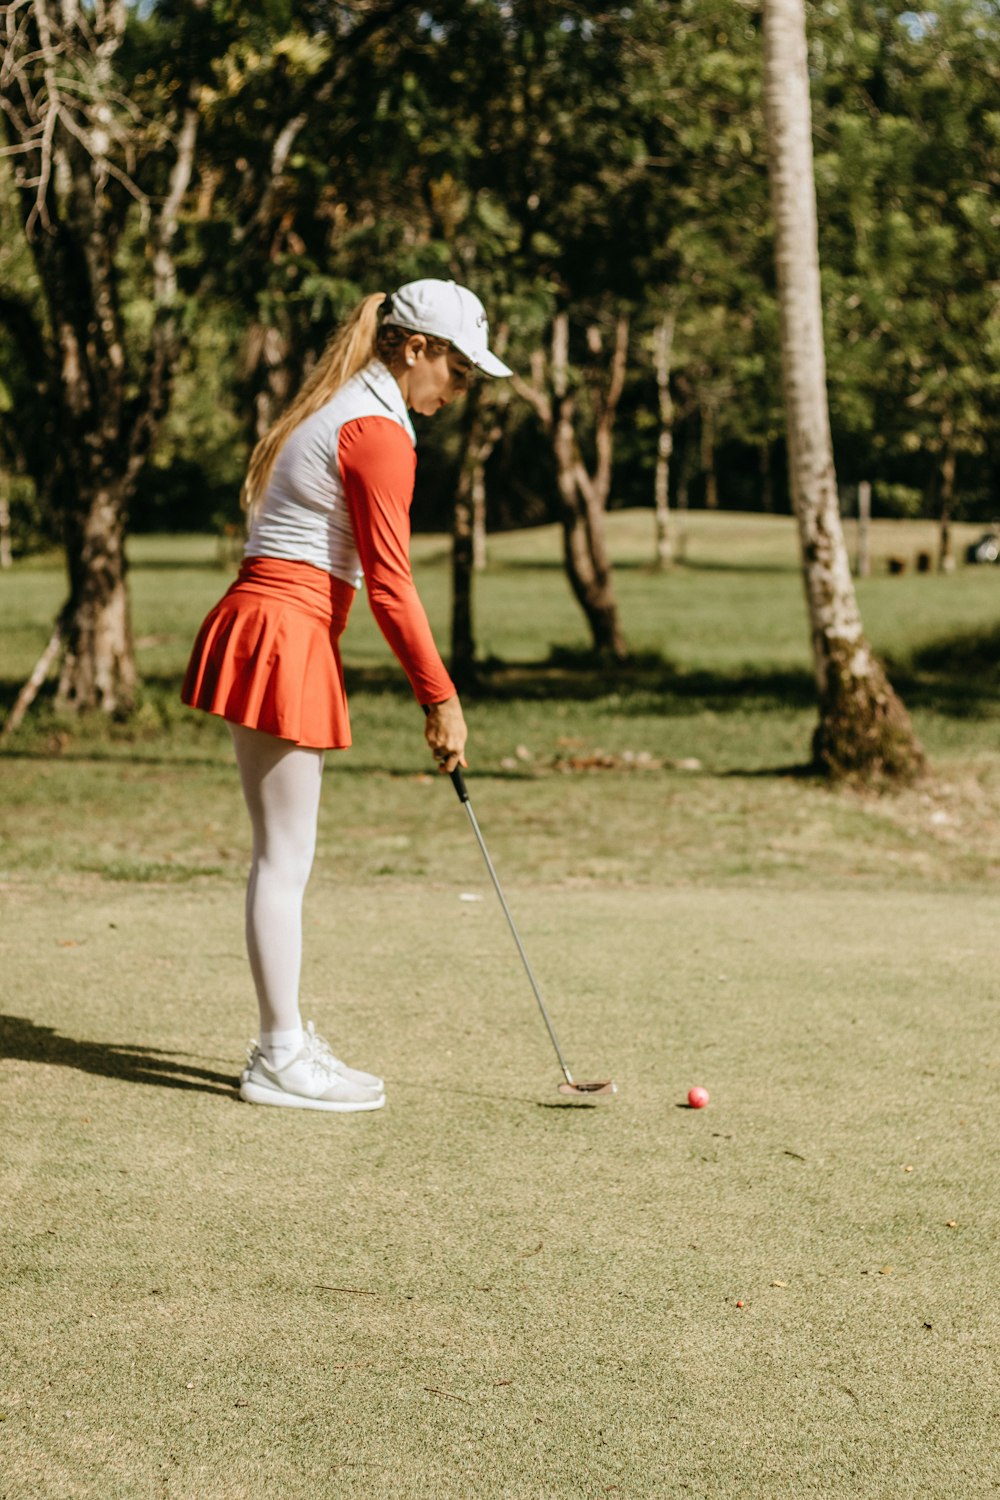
0 477 11 570
759 441 774 513
244 323 296 445
1 614 65 740
653 311 676 569
856 480 871 579
701 403 718 509
550 311 629 659
450 387 504 688
451 472 476 692
762 0 923 782
1 10 198 721
512 317 629 657
56 485 136 714
472 466 488 572
937 416 956 573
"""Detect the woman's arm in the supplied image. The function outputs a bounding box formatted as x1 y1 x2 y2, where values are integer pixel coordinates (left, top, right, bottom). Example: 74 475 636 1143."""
338 415 458 710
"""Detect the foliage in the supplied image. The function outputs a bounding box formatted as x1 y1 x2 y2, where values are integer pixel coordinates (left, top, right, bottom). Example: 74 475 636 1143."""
813 0 1000 511
2 0 997 550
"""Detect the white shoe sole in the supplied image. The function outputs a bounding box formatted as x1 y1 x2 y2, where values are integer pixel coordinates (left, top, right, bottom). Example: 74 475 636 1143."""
240 1056 383 1092
239 1079 386 1113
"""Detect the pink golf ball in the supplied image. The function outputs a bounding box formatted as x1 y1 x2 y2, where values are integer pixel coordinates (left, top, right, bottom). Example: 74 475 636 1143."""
687 1086 710 1109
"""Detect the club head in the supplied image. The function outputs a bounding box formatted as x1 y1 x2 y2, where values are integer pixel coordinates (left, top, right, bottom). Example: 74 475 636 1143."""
557 1080 617 1098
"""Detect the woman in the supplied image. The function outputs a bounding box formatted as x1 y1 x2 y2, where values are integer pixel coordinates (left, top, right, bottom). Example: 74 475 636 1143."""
182 279 512 1113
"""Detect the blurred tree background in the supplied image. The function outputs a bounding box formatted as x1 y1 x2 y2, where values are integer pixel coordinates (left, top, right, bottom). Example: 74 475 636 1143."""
1 0 998 674
3 0 996 549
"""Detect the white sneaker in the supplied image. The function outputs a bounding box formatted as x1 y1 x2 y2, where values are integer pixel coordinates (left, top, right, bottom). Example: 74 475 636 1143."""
301 1021 384 1092
240 1023 384 1092
239 1027 385 1113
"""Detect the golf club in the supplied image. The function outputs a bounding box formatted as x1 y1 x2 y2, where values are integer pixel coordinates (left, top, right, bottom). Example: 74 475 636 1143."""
443 762 616 1099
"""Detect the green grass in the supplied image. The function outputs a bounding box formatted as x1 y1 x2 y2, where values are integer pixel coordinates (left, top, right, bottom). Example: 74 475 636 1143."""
2 512 1000 1497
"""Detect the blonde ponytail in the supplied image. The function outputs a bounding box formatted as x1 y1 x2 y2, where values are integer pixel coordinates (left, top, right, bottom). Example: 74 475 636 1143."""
241 292 386 514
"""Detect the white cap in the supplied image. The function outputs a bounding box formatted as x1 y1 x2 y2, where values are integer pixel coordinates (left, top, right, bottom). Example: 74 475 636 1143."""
383 279 512 378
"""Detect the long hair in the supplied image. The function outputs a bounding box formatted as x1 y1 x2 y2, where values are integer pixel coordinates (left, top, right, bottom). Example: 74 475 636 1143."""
241 292 387 514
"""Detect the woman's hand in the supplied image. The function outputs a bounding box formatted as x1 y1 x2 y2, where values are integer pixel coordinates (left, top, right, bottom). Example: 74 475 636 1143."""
424 695 468 775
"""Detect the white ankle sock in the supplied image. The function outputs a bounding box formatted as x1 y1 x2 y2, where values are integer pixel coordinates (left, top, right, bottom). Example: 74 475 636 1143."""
260 1025 304 1069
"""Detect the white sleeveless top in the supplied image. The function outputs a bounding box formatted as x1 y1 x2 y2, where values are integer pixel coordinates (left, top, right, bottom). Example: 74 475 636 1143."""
245 359 417 586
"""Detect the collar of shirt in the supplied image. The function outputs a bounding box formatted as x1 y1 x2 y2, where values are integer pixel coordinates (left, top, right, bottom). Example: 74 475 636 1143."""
359 359 418 447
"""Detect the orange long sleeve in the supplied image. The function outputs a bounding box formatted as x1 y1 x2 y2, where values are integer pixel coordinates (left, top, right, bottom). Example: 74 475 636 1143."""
338 416 456 705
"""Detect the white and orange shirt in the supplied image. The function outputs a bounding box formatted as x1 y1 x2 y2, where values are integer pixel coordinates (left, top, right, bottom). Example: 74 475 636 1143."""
246 359 455 704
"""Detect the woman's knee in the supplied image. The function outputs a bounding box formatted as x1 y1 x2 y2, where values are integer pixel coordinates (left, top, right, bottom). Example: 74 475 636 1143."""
253 839 317 893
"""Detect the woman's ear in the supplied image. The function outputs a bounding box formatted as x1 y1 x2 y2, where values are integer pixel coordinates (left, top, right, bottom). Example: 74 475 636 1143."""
404 334 427 367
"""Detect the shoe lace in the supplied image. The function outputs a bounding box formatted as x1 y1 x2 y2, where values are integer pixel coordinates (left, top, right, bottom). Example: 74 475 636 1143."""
302 1021 343 1080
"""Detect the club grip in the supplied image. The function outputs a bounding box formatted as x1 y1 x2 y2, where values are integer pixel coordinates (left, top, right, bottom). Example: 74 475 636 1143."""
422 705 469 802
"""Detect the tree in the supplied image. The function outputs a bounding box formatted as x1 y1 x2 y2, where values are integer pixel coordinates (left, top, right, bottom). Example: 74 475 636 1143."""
513 310 630 657
0 0 202 714
651 307 677 567
761 0 924 781
410 0 657 658
450 376 508 687
812 0 1000 560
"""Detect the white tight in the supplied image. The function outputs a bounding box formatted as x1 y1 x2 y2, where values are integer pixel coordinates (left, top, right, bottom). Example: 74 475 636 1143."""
229 723 325 1037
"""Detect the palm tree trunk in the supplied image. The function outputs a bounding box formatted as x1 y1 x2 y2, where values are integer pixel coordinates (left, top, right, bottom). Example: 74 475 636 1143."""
762 0 923 781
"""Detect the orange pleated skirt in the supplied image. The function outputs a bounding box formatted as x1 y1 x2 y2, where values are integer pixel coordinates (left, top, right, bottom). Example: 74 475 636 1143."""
181 557 357 749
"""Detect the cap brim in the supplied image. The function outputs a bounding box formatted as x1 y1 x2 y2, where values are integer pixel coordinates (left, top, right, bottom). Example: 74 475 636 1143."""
471 349 513 379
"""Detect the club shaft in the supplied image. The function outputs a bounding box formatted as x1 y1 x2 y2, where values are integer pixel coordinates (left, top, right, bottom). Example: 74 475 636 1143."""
460 799 574 1085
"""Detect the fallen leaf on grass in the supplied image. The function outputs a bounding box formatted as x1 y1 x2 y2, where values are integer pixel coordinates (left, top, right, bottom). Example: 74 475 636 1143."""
425 1387 470 1405
314 1285 377 1297
770 1280 788 1288
879 1266 894 1276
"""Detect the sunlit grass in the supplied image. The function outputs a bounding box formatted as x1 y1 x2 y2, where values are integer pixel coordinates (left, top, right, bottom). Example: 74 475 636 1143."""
3 513 1000 1497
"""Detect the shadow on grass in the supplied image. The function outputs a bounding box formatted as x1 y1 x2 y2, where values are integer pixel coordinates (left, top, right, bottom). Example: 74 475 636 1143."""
3 619 998 770
346 653 822 712
0 1014 238 1098
0 657 821 720
884 624 1000 719
490 557 799 576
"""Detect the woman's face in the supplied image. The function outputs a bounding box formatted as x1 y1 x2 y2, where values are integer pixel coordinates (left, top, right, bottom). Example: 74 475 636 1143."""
402 338 475 416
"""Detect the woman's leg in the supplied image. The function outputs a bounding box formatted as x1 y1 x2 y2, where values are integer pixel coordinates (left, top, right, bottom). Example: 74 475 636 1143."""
229 722 324 1062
